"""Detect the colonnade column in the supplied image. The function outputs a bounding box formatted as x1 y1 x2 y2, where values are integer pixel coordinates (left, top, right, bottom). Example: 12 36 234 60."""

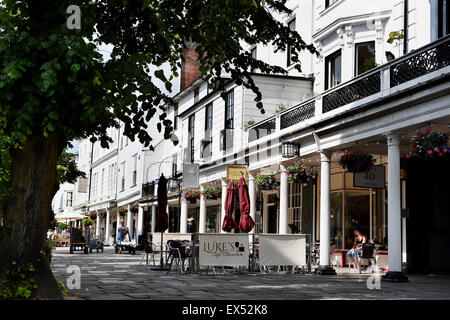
220 179 228 233
151 205 156 233
137 205 144 239
105 209 111 245
116 209 120 241
279 165 289 235
199 185 206 233
95 210 100 237
180 191 188 233
248 173 256 234
127 204 132 238
383 133 408 282
317 150 336 275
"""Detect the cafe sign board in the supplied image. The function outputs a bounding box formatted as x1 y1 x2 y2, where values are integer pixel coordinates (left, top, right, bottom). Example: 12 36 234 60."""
198 234 249 267
353 165 386 189
226 165 248 182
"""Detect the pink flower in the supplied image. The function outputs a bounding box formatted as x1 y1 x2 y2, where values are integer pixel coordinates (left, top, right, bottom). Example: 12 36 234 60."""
439 153 443 157
406 154 410 159
434 147 439 152
427 150 433 155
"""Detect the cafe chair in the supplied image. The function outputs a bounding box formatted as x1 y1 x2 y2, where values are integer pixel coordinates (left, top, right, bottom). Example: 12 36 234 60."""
140 239 161 267
355 243 379 274
167 240 189 275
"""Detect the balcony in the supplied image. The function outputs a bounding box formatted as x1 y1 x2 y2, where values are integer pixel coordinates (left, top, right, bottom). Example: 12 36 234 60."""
248 35 450 144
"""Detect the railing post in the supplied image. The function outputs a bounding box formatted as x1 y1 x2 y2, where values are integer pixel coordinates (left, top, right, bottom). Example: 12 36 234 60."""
381 67 391 97
276 115 281 132
315 96 323 117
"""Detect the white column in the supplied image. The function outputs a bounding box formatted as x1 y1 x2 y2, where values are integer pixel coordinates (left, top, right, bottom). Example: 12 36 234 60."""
137 205 144 238
220 179 228 234
105 209 111 245
116 209 120 236
151 205 156 233
279 165 289 235
180 192 188 233
95 211 100 237
199 185 206 233
127 204 132 238
248 173 256 234
318 150 336 274
384 133 407 281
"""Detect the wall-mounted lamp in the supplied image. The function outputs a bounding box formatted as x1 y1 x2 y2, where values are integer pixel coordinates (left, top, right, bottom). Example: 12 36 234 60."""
281 141 300 158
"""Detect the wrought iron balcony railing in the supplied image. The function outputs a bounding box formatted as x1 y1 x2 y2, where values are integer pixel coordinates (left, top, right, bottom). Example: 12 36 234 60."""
247 35 450 144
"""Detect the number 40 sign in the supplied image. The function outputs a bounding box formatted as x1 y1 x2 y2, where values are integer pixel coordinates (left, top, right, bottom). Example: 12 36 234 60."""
353 166 386 189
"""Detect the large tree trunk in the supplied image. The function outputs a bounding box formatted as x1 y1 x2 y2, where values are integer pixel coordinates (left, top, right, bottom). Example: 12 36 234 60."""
0 134 65 299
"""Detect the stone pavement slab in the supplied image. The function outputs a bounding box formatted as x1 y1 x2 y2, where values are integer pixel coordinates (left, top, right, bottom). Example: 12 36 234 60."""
51 247 450 300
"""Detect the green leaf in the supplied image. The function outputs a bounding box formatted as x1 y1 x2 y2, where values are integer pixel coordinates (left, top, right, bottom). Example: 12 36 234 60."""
70 64 81 74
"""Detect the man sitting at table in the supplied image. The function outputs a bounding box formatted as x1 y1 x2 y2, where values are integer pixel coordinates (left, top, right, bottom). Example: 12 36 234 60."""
347 226 367 270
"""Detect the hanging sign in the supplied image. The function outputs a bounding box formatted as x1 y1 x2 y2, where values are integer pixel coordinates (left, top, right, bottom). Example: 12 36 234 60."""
182 163 199 188
226 165 248 181
353 165 386 189
198 233 249 267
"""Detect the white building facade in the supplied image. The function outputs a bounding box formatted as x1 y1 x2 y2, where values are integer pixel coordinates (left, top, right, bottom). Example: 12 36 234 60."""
56 0 450 277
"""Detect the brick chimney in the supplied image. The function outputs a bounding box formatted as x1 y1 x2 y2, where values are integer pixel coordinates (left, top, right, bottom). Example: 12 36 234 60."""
180 42 202 91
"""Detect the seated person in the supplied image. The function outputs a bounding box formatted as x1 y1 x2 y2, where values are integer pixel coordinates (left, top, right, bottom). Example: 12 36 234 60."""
347 226 367 269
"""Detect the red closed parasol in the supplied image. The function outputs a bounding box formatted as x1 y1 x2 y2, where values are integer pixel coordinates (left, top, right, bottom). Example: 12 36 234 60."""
156 174 169 232
238 176 255 233
222 181 238 232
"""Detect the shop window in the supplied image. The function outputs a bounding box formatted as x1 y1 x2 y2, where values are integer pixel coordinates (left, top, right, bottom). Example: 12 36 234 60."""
325 50 342 90
206 206 221 233
288 183 302 233
188 208 199 233
169 207 180 233
355 41 376 76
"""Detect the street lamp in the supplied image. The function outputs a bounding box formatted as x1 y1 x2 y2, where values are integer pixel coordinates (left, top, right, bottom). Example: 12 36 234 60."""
282 141 300 158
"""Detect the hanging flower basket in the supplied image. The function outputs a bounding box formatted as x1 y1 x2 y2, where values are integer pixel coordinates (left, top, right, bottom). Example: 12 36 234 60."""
202 186 221 200
339 150 375 173
254 175 279 190
406 129 449 160
185 189 200 203
287 162 318 184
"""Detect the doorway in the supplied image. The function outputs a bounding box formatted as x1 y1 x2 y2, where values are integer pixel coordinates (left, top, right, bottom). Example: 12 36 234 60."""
268 205 278 234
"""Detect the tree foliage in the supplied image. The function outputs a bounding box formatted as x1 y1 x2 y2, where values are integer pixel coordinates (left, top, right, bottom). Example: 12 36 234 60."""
1 0 317 151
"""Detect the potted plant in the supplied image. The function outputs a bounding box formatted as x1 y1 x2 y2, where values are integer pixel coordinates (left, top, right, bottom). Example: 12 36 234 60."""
406 129 449 160
254 175 279 190
202 186 221 200
81 217 93 227
339 150 375 173
287 162 318 183
185 189 200 204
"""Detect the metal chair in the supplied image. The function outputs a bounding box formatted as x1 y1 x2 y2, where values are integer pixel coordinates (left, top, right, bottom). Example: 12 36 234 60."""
355 243 379 274
166 240 189 274
140 239 162 266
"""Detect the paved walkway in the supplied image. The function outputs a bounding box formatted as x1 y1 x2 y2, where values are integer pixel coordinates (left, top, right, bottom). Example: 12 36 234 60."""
51 247 450 300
